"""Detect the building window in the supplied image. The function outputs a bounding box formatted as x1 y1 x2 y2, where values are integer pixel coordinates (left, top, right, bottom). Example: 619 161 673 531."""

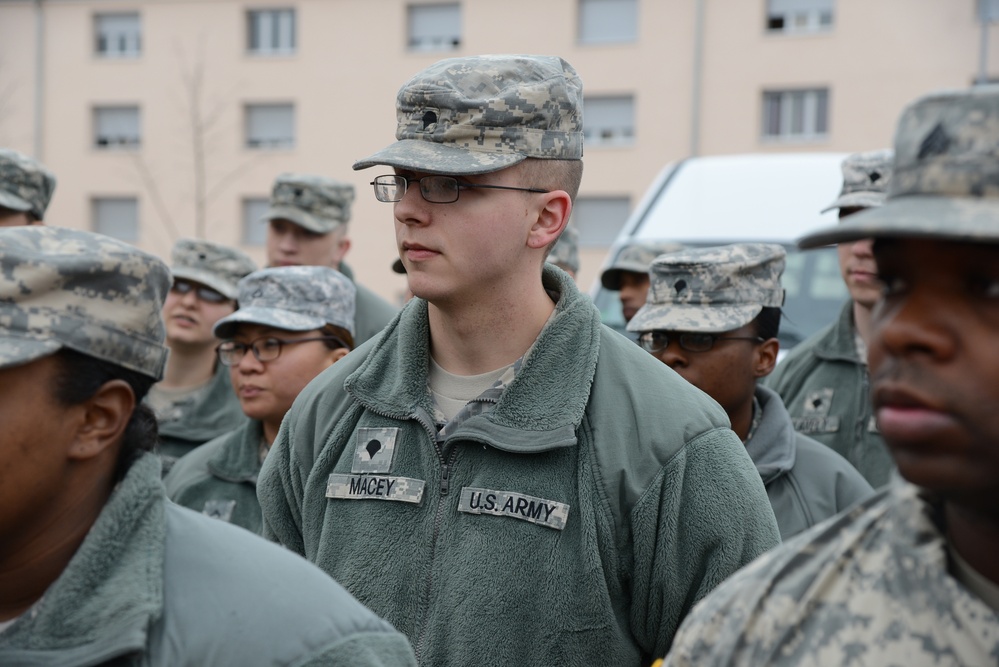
766 0 834 33
245 103 295 149
579 0 638 44
94 13 141 58
570 196 631 247
242 197 270 245
247 9 296 55
92 197 139 241
583 96 635 147
408 4 461 52
762 89 829 141
93 106 141 149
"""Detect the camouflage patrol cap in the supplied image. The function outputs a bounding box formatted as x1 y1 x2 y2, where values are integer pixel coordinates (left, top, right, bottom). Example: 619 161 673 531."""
600 241 685 290
801 86 999 248
213 266 356 340
170 238 257 300
352 54 583 175
263 173 355 234
546 224 579 274
627 243 786 334
0 148 57 219
821 149 894 213
0 226 169 379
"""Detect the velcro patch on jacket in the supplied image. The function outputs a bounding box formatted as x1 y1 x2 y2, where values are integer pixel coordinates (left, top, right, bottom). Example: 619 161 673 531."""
458 487 569 531
203 499 236 522
792 416 841 434
352 427 400 473
326 474 425 504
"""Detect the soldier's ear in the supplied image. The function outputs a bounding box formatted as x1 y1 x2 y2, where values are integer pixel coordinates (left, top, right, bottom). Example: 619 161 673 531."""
527 191 571 251
754 338 780 379
67 380 134 461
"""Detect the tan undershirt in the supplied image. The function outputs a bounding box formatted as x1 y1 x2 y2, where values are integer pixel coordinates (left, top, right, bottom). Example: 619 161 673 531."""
428 357 511 422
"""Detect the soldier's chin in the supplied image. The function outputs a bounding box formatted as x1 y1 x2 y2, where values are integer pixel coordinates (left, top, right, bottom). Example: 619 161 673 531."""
622 308 637 322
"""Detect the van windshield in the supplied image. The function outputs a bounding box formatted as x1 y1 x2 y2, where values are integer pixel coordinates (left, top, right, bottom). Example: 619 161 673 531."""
594 243 848 352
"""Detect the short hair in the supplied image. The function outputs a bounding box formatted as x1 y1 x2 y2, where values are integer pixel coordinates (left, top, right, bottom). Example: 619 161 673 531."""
518 158 584 202
51 348 158 483
320 323 355 351
752 306 782 341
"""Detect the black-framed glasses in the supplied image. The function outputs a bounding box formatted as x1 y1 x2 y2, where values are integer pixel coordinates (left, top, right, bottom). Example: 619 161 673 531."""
171 279 229 304
637 331 764 354
370 174 550 204
216 336 344 366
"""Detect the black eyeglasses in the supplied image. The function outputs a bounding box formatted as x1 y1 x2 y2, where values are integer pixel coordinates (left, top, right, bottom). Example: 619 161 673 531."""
637 331 764 354
370 174 549 204
216 336 345 366
171 279 229 304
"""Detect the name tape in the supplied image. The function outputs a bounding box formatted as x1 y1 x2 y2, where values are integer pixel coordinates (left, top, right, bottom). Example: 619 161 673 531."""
326 474 425 504
458 487 569 531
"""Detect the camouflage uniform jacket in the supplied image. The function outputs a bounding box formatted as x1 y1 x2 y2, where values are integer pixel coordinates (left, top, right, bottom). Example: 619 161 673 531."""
338 261 399 345
258 265 781 667
764 300 894 488
152 362 247 472
0 454 417 666
748 385 874 540
164 419 266 534
664 479 999 666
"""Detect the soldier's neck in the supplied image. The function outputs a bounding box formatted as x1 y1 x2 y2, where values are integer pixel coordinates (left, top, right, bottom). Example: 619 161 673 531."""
159 343 217 390
852 300 874 348
946 501 999 587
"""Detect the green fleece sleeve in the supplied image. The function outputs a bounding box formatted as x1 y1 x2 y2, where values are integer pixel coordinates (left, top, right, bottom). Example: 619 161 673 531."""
629 427 781 658
258 414 307 553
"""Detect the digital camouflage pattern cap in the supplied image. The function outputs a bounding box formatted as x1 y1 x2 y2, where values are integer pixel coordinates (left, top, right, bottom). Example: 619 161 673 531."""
821 149 894 213
0 148 57 219
352 54 583 175
600 241 685 290
627 243 786 334
213 266 356 340
263 173 356 234
546 224 579 274
170 238 257 300
0 226 170 379
801 86 999 248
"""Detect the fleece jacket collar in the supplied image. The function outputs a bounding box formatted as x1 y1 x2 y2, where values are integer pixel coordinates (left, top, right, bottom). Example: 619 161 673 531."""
207 419 264 485
814 300 863 364
0 454 165 665
345 265 601 454
744 385 797 485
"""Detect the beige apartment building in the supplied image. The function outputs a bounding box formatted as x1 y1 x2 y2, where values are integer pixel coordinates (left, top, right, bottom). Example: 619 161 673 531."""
1 0 997 301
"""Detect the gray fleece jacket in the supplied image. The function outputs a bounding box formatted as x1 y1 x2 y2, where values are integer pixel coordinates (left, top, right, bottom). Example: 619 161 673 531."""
747 385 875 540
0 454 416 666
258 265 780 666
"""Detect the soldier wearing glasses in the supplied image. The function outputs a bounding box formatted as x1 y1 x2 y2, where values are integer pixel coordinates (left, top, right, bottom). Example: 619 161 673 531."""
257 54 779 665
629 243 872 540
166 266 355 534
146 239 257 473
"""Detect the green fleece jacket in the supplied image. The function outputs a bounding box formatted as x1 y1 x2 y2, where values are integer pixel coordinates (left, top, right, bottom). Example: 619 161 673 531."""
338 261 399 345
0 454 416 666
765 300 894 488
153 362 247 472
164 419 265 534
258 266 781 666
747 386 874 540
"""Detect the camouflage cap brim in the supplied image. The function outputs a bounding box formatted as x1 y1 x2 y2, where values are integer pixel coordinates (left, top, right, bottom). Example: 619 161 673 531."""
213 306 328 340
352 139 527 176
170 267 239 300
626 303 765 334
600 266 651 291
262 205 341 234
799 195 999 248
0 333 62 371
820 191 889 214
0 190 33 213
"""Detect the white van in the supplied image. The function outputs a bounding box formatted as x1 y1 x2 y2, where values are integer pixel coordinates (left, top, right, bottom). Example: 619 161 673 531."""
592 153 851 353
